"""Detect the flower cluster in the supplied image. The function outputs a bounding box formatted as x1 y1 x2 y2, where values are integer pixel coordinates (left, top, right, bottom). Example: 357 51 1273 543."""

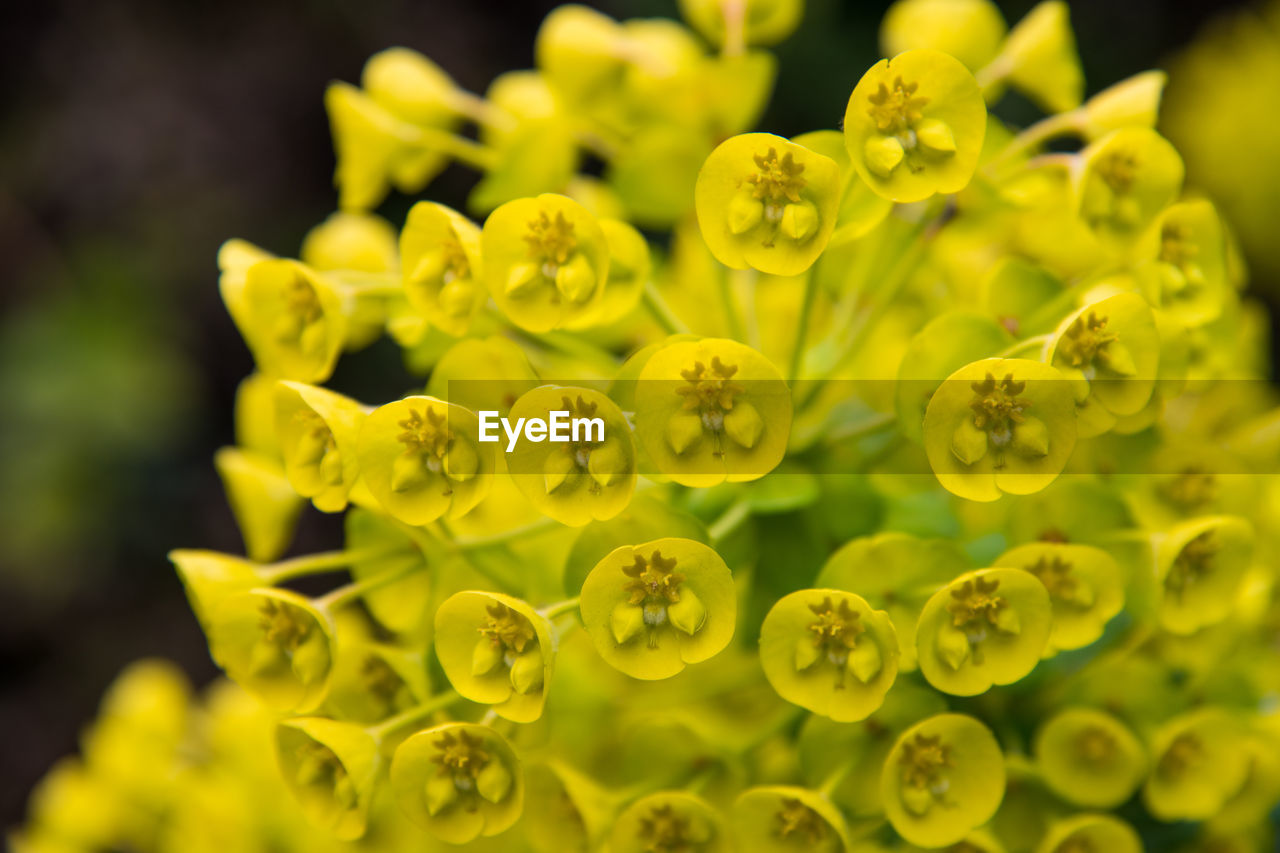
16 2 1280 852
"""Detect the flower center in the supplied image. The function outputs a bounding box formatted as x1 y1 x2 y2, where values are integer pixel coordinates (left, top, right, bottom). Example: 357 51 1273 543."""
1058 312 1120 372
293 740 356 809
969 372 1030 448
1054 838 1096 853
1097 149 1139 194
440 235 471 282
524 209 577 275
774 798 827 843
638 804 696 853
1076 725 1117 764
623 550 686 615
947 576 1009 636
432 729 490 786
284 273 323 325
746 147 806 205
1161 467 1216 510
1159 222 1196 267
1026 555 1078 600
806 595 865 666
676 356 743 429
398 407 452 458
360 655 411 717
900 733 951 792
1164 531 1218 601
1157 732 1203 777
258 598 313 650
867 76 929 134
479 602 537 655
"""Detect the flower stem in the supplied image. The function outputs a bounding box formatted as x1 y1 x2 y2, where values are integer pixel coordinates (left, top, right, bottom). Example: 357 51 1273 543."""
314 557 423 612
818 757 855 797
788 271 818 381
368 690 462 743
259 546 408 584
412 126 498 171
709 497 753 543
643 282 690 336
719 268 749 341
539 597 581 620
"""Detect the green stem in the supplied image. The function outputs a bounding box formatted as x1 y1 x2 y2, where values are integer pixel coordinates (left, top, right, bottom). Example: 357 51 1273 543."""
446 89 515 133
823 412 899 447
643 282 690 335
709 498 752 543
788 271 818 381
985 110 1084 177
367 690 462 743
441 515 563 550
508 326 619 375
818 757 855 797
412 126 498 171
539 597 581 620
718 269 749 341
314 558 422 612
259 546 407 584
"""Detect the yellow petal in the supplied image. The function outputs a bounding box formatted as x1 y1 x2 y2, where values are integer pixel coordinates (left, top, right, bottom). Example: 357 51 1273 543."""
509 649 544 694
936 624 971 671
391 451 429 493
587 440 627 488
472 639 502 676
1011 416 1050 458
544 451 577 493
779 201 819 242
916 118 957 153
951 419 988 466
444 440 478 482
426 773 458 816
1101 341 1137 377
476 759 513 804
848 639 883 683
794 638 821 671
667 588 706 635
555 254 597 303
864 135 905 178
611 602 646 645
728 191 764 235
723 401 764 449
666 412 704 454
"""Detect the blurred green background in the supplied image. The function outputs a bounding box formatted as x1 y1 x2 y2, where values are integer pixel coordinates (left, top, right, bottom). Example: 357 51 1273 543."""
1 0 1275 830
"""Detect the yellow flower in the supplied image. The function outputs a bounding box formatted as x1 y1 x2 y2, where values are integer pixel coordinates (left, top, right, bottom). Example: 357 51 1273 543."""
759 589 899 722
844 49 987 202
1033 707 1147 808
390 723 524 843
881 713 1005 847
695 133 842 275
991 542 1124 651
916 568 1052 695
634 338 791 487
579 538 736 679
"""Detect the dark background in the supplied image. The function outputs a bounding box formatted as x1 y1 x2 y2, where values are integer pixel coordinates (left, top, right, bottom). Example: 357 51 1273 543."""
0 0 1269 830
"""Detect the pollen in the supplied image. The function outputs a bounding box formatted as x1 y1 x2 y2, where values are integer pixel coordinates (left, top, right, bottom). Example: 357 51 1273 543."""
867 76 929 134
622 551 685 606
806 596 865 664
676 357 743 412
1161 467 1216 510
637 804 695 853
398 407 452 457
746 147 806 204
899 733 951 791
524 210 577 267
259 599 313 650
478 602 537 654
1156 732 1203 778
1026 555 1078 600
946 577 1009 631
1164 530 1218 601
1096 148 1139 194
432 729 491 780
284 273 323 325
1076 725 1117 764
1057 312 1119 369
440 236 471 282
969 373 1031 436
774 798 827 843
